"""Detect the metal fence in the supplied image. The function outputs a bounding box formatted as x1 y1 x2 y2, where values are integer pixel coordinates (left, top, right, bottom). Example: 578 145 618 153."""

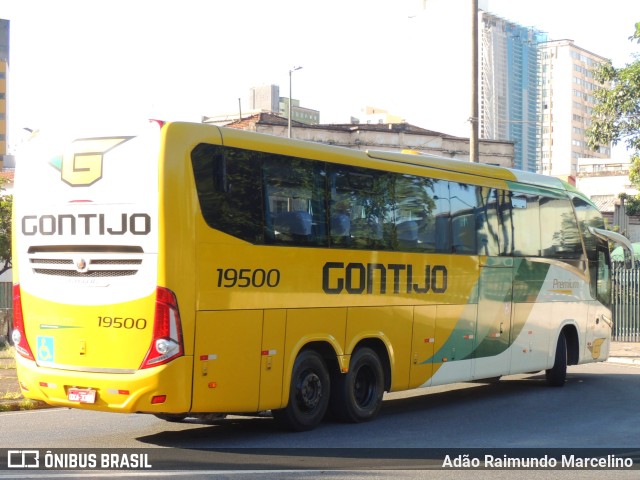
611 266 640 341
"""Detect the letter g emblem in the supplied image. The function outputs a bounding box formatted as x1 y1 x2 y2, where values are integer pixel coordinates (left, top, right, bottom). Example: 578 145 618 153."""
60 137 132 187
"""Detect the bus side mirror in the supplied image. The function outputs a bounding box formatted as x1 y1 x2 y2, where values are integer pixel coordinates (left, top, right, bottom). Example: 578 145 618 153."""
589 227 635 269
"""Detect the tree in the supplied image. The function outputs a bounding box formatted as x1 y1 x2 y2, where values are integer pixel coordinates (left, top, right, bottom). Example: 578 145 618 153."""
0 178 11 276
587 22 640 215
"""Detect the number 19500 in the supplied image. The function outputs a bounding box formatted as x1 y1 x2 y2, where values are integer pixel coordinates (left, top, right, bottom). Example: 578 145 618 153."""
216 268 280 288
98 316 148 329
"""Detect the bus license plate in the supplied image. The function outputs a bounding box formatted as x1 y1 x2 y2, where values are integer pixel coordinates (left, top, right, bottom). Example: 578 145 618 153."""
67 388 97 404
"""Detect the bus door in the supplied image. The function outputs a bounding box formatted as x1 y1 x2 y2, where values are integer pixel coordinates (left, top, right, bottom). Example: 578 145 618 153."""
474 256 514 379
586 244 613 361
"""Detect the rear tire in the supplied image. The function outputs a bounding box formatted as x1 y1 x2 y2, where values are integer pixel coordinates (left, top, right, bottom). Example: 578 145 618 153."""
154 413 188 423
330 347 384 423
273 350 330 432
546 331 567 387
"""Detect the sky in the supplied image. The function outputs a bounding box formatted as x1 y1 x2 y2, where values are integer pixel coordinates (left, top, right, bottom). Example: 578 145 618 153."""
1 0 639 152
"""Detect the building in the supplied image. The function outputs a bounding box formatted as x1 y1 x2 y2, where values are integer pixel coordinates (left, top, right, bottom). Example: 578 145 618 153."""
539 40 611 181
353 106 404 125
249 84 280 113
206 112 515 168
411 1 543 172
576 157 640 241
0 19 8 168
278 97 320 125
249 84 320 125
479 11 545 173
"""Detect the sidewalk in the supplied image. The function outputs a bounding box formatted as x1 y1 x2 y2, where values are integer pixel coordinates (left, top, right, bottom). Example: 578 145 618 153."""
608 341 640 365
1 342 640 412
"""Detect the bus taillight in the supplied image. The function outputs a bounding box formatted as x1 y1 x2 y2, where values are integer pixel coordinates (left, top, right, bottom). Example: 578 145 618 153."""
12 284 35 361
140 287 184 369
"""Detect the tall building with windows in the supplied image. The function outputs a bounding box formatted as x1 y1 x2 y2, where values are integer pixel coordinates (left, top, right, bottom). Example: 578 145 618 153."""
413 1 543 172
539 40 611 181
249 85 280 113
249 84 320 125
479 11 545 172
0 19 9 163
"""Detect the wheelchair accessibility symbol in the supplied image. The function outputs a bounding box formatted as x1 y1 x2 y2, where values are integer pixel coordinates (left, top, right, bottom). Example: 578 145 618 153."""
36 336 54 363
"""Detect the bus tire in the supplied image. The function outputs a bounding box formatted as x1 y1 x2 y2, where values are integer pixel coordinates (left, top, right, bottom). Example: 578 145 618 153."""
330 347 384 423
272 349 330 432
546 331 567 387
154 413 188 423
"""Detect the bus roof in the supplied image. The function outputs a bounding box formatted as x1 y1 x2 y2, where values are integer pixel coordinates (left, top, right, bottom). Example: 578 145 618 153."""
365 149 569 193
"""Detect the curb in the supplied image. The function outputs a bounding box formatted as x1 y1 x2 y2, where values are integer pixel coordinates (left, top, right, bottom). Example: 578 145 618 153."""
0 398 52 412
607 357 640 365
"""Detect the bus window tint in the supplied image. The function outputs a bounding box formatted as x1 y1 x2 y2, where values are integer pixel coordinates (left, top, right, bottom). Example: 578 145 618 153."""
572 196 605 263
406 179 452 253
394 174 438 252
539 197 583 261
511 193 540 256
449 182 479 254
264 155 327 246
573 196 608 298
430 180 452 253
191 144 264 244
497 190 514 256
328 165 391 250
477 188 501 256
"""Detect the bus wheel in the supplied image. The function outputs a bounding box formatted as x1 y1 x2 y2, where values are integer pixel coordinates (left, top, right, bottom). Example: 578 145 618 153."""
546 331 567 387
330 347 384 423
273 350 330 432
154 413 188 423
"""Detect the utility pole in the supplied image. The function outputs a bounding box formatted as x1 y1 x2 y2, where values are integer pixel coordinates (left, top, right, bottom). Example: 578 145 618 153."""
470 0 479 163
288 66 302 138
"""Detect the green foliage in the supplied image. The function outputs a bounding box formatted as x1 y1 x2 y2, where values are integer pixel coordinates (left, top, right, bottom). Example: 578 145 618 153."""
630 21 640 43
587 59 640 152
587 23 640 218
0 178 11 276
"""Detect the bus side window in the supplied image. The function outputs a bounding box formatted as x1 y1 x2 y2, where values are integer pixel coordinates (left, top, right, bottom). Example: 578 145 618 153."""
191 143 264 244
263 154 328 247
449 182 479 254
511 193 541 257
539 196 584 264
394 174 439 252
327 165 391 250
497 190 513 256
476 188 501 256
572 196 607 299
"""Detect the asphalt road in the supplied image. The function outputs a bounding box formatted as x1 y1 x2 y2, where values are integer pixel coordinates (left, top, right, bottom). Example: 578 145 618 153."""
0 361 639 479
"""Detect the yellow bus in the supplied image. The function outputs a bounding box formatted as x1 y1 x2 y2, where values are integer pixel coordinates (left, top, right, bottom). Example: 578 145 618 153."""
12 121 627 431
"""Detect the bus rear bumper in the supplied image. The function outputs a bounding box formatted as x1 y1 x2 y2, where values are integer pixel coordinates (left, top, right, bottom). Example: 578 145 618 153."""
15 355 193 414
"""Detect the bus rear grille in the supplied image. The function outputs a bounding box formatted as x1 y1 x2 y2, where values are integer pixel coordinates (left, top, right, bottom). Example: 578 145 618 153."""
27 246 144 278
33 269 138 277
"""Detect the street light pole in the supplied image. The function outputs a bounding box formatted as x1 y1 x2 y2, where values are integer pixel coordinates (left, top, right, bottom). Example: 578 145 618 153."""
288 66 302 138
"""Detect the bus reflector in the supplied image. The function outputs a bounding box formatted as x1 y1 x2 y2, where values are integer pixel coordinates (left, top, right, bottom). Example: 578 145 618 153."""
12 284 35 361
107 389 130 395
151 395 166 404
140 287 184 369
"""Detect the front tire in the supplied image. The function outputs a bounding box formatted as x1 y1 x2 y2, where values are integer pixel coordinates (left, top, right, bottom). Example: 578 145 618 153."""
272 350 330 432
330 347 384 423
546 331 567 387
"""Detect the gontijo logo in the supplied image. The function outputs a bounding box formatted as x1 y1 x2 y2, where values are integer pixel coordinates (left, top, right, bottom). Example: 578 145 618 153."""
49 137 133 187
